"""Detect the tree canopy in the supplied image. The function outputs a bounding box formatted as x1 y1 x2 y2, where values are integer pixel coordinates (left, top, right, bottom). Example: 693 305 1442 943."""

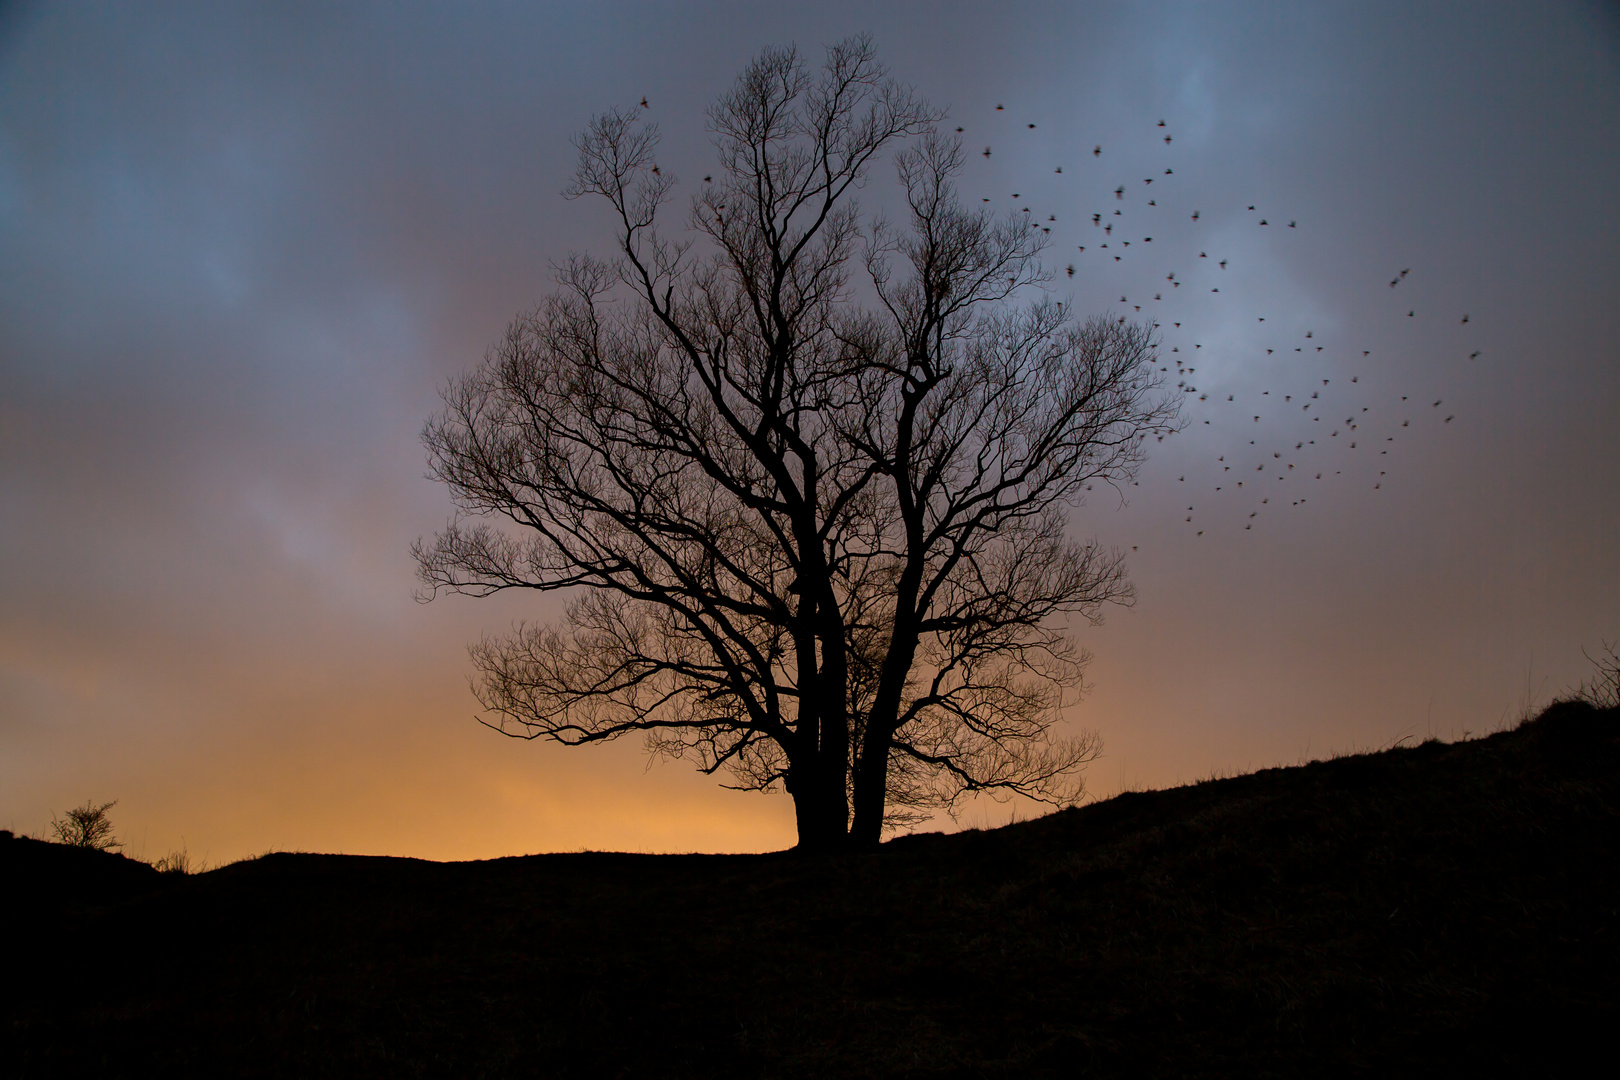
416 37 1178 849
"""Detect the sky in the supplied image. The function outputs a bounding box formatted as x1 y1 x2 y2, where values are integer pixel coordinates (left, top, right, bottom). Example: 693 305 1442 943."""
2 1 1617 863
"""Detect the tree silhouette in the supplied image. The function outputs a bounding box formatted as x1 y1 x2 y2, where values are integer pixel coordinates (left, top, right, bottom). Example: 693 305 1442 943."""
51 799 120 851
416 38 1178 849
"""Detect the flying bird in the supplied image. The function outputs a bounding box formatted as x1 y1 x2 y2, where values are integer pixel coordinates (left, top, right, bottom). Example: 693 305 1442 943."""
640 97 648 108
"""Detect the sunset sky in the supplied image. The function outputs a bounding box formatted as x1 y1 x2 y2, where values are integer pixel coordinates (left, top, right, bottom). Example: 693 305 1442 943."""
3 2 1617 864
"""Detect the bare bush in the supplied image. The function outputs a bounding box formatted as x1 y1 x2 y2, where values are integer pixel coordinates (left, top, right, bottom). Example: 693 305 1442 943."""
1576 640 1620 709
51 800 120 851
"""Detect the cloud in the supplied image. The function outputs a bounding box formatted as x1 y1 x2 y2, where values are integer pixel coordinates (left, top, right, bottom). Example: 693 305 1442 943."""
1 2 1616 857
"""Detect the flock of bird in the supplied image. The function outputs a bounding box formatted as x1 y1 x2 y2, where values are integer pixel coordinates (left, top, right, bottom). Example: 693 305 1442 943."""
955 103 1481 538
632 92 1480 540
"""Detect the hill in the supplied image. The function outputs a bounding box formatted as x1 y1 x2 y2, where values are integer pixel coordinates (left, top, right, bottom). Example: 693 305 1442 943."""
5 700 1617 1077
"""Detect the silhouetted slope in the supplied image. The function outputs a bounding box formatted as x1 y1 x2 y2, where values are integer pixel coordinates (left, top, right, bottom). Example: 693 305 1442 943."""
6 701 1617 1078
0 834 163 915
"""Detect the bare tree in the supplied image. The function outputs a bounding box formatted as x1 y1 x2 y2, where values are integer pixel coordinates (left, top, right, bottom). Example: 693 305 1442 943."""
416 38 1178 850
51 800 120 851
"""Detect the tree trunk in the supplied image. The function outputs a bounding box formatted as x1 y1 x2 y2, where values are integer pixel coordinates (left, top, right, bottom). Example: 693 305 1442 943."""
789 760 850 852
847 731 892 846
848 618 922 846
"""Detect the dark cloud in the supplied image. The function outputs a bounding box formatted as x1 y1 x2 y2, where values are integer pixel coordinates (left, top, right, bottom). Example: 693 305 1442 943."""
2 2 1616 855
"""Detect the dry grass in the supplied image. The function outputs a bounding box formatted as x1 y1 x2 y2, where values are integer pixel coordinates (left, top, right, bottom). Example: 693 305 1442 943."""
150 848 207 875
1576 640 1620 709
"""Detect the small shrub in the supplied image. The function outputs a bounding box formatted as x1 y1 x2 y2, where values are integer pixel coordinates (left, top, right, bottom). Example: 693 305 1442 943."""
51 800 120 851
152 848 201 875
1576 641 1620 710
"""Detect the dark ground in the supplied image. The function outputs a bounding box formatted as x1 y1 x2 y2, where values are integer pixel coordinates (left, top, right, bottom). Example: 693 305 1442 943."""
5 701 1617 1078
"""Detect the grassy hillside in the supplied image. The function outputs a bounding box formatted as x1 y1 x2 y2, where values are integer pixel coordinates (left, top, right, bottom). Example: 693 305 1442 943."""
6 700 1617 1078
